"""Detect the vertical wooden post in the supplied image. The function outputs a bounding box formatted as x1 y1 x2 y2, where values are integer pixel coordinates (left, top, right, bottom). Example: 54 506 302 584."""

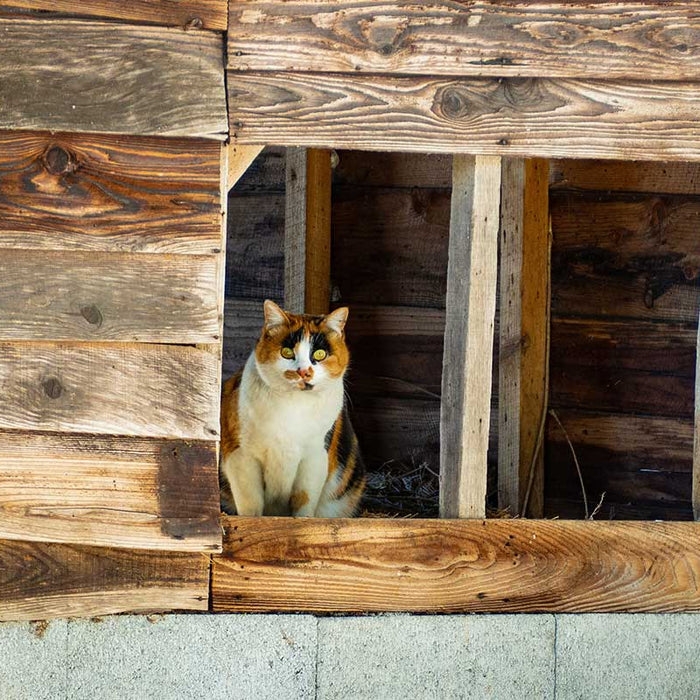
498 159 550 518
284 148 332 314
440 155 501 519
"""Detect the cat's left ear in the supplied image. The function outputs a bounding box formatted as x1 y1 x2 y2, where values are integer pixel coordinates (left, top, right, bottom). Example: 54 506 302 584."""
323 307 349 335
263 299 289 333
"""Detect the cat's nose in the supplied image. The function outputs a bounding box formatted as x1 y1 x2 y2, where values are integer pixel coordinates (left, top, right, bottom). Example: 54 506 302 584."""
296 367 312 380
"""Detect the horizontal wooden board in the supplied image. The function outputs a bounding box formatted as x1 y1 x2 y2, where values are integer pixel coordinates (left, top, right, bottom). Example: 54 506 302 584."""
0 431 221 551
0 19 226 138
212 517 700 613
0 539 209 621
0 250 220 342
228 1 700 80
228 73 700 161
550 160 700 196
0 131 222 254
0 343 220 439
3 1 227 30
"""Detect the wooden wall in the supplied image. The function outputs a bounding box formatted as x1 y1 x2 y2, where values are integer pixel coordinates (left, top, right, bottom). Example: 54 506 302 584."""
0 2 227 621
225 150 699 520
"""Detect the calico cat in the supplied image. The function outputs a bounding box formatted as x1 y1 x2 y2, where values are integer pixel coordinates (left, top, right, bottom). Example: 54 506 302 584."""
220 300 365 517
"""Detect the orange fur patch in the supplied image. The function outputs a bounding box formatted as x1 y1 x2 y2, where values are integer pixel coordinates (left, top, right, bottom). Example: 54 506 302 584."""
290 490 310 511
220 371 242 459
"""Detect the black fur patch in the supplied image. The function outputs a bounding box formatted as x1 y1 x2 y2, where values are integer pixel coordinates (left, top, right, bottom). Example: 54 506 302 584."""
282 328 304 350
310 332 332 363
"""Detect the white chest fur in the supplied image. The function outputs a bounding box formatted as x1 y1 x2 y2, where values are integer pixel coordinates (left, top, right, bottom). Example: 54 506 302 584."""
238 354 343 463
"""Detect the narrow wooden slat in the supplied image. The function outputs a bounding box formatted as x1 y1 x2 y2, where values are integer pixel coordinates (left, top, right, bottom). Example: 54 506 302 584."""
0 540 209 621
519 159 550 517
212 517 700 614
440 155 501 519
228 1 700 81
0 432 221 551
304 148 333 315
498 159 525 514
0 250 219 343
0 343 220 440
284 148 333 314
284 147 307 313
0 19 227 138
227 143 264 191
228 73 700 161
0 131 222 255
4 1 228 30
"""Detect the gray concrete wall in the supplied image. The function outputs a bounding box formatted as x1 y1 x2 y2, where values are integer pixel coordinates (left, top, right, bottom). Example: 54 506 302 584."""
2 613 699 699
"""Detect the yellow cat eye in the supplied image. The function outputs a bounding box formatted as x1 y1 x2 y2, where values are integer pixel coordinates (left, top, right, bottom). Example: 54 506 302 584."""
312 349 327 362
281 347 294 360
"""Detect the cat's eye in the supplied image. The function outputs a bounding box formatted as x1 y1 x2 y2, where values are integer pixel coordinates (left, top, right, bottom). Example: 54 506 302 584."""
312 349 327 362
281 347 294 360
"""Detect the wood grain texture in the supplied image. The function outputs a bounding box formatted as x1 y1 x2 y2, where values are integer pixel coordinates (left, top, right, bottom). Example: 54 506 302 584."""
228 1 700 80
0 250 219 343
0 131 222 254
440 155 501 519
498 159 524 514
212 517 700 613
227 144 264 191
0 18 227 138
3 1 228 30
284 147 307 314
228 72 700 161
519 159 549 517
0 431 221 551
550 159 700 196
0 343 220 439
0 539 209 621
304 149 332 315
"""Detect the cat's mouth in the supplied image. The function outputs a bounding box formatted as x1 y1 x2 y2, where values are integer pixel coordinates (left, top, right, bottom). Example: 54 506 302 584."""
300 382 314 391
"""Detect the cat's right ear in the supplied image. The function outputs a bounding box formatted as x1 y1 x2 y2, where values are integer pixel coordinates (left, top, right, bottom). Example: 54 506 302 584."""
263 299 289 333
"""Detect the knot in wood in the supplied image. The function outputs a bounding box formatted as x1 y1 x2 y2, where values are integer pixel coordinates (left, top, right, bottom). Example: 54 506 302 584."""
42 377 63 399
80 304 103 327
439 87 470 119
185 16 203 30
44 146 73 175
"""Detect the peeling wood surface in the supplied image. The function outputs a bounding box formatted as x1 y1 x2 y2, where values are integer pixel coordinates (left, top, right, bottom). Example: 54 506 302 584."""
0 131 222 255
0 19 227 138
228 73 700 161
0 250 220 343
0 343 220 440
0 431 221 551
0 539 210 621
228 1 700 80
3 1 228 30
212 518 700 613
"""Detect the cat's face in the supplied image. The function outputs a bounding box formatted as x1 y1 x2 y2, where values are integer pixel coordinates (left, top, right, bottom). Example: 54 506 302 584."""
255 300 350 392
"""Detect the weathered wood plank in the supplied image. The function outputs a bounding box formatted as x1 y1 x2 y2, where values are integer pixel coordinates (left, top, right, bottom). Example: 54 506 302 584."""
0 19 227 138
304 149 333 315
550 160 700 196
3 1 228 30
227 143 264 191
0 431 221 551
0 131 222 254
545 497 693 522
0 343 220 439
0 540 209 621
228 73 700 161
228 1 700 81
212 518 700 613
284 148 307 313
0 250 219 343
440 155 500 519
518 159 549 517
